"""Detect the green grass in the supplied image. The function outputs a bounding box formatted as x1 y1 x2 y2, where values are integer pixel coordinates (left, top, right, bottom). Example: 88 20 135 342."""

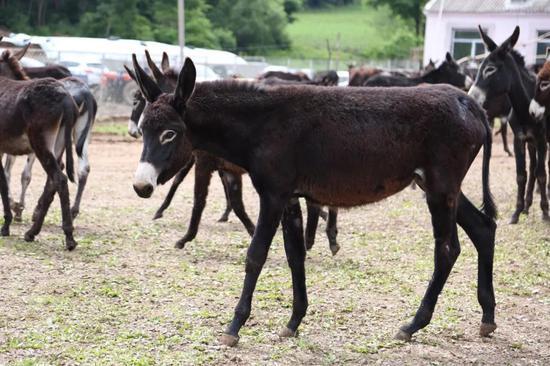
268 3 414 63
93 122 129 136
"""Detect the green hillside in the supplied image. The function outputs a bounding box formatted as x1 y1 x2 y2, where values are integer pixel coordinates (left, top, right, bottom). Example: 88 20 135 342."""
269 4 417 62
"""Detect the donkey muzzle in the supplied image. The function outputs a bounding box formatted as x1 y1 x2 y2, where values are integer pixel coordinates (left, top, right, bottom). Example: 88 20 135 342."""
133 162 158 198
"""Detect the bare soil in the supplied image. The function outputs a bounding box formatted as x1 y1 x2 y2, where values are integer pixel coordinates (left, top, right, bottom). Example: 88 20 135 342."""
0 129 548 365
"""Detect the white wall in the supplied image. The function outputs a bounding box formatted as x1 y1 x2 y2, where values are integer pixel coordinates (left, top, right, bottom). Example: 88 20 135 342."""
423 12 550 65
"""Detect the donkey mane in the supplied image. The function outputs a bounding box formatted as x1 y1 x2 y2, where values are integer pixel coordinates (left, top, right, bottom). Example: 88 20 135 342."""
189 80 266 111
1 50 30 80
509 49 526 68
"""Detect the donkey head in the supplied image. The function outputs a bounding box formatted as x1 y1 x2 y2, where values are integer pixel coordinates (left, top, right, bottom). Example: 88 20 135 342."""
424 52 472 90
0 43 30 80
530 59 550 121
131 54 196 198
125 52 177 139
469 26 520 108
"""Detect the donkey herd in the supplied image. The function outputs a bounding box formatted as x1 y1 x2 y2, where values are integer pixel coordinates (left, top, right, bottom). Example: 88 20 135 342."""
0 25 549 347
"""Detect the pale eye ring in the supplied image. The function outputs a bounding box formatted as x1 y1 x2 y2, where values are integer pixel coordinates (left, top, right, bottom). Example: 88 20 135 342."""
540 81 550 91
483 65 497 78
160 129 177 144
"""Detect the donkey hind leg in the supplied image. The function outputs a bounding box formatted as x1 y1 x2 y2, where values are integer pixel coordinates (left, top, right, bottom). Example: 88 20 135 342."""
326 208 340 255
396 192 460 341
3 154 15 207
279 198 308 338
24 178 56 242
305 200 321 250
0 160 13 236
71 124 93 219
174 164 214 249
457 193 497 336
153 158 194 220
510 136 527 224
500 117 513 157
223 172 255 236
217 171 233 222
524 142 537 214
27 127 77 250
534 138 549 221
222 194 285 347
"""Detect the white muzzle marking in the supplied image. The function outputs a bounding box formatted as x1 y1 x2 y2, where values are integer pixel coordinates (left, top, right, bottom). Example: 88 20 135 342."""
128 120 141 138
468 85 486 106
529 99 546 122
134 162 158 191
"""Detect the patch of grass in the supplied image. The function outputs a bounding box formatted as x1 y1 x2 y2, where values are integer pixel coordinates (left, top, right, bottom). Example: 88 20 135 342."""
94 122 128 136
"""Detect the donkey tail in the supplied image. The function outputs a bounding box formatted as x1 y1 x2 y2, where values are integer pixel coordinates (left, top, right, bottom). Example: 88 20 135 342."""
480 110 497 220
62 95 78 183
75 90 97 157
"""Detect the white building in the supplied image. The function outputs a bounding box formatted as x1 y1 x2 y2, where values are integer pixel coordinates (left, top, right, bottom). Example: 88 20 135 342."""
423 0 550 66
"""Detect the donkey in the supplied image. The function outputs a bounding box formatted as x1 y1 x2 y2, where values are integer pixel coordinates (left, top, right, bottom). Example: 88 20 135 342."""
365 53 473 90
0 44 79 250
469 26 549 223
529 50 550 192
2 46 97 221
131 54 498 345
125 52 256 248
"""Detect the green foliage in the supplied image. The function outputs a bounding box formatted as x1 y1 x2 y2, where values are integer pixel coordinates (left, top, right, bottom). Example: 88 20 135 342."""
369 0 429 37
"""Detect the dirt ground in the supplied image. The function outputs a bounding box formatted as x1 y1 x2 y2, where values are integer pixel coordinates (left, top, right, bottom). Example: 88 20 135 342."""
0 128 549 365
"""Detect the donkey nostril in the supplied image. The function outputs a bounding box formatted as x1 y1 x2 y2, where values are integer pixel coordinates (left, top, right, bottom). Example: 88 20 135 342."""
133 183 154 198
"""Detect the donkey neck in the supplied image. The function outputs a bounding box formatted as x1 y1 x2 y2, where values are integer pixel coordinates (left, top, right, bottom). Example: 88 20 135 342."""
506 57 534 122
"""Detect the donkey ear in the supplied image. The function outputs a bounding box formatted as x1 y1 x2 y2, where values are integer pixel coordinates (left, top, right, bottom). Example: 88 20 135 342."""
14 43 31 60
478 25 497 52
173 57 196 112
145 50 165 82
498 26 520 54
546 46 550 59
161 52 170 72
445 52 454 63
124 65 137 82
132 54 162 103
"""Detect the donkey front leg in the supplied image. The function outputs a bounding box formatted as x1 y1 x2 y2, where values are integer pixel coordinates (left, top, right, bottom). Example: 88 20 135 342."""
153 158 194 220
396 192 460 341
0 160 13 236
223 172 255 236
221 194 285 347
279 198 308 338
510 136 527 224
524 142 537 214
174 163 213 249
326 208 340 255
457 193 497 336
217 170 233 222
534 138 549 221
3 154 14 208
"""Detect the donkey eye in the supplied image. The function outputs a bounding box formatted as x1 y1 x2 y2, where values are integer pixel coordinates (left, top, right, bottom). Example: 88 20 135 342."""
483 66 497 78
159 130 177 144
540 81 550 91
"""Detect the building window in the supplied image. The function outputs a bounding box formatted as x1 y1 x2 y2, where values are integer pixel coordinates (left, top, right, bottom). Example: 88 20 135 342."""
536 30 550 64
451 29 485 61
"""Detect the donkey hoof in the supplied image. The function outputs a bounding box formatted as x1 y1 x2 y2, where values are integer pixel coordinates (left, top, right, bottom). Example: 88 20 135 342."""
220 333 239 347
66 240 78 251
174 240 187 249
509 215 519 224
278 327 297 338
152 211 163 220
394 329 412 342
14 214 22 223
479 322 497 337
330 244 341 256
1 227 9 237
542 214 550 222
217 216 229 223
24 232 35 242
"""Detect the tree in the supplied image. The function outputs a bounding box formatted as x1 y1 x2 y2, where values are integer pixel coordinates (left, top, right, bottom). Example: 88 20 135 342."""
369 0 428 38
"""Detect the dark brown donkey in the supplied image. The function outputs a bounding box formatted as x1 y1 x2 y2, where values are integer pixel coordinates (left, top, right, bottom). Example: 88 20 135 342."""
0 44 79 249
131 55 498 345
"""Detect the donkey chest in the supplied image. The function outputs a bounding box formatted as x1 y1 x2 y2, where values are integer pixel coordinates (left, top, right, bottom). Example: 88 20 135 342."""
0 133 33 155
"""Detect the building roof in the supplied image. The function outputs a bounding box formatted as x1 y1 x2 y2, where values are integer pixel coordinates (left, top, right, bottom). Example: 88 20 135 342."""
425 0 550 13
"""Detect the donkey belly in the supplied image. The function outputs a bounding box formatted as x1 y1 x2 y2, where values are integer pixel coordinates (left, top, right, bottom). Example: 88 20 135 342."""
0 134 33 155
